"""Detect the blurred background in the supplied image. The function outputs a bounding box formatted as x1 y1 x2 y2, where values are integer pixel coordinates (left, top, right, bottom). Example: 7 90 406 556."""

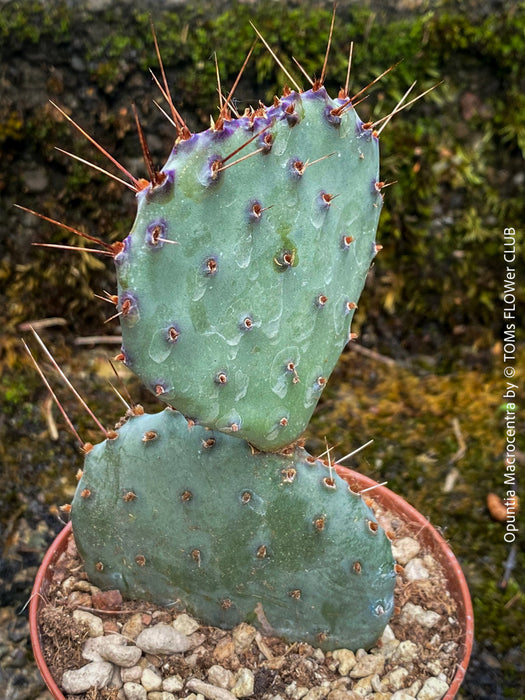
0 0 524 698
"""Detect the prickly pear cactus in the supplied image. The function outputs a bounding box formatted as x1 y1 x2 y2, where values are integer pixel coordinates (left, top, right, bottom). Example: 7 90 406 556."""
116 86 382 451
72 408 395 651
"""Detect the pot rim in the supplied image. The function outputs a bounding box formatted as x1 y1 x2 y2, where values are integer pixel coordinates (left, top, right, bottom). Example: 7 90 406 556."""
30 469 473 700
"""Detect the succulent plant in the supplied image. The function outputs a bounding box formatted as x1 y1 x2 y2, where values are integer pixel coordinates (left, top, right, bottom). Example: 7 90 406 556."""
116 85 382 451
72 408 395 651
25 9 432 654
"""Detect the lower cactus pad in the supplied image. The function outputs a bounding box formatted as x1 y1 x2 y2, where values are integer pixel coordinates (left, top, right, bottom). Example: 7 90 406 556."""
72 409 395 651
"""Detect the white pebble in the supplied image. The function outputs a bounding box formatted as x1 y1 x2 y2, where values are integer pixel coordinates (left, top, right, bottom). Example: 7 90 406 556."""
121 665 143 683
141 666 163 692
349 653 385 678
382 666 409 691
302 687 329 700
123 681 147 700
391 640 419 665
391 692 417 700
417 676 450 700
232 623 257 654
186 677 237 700
391 537 420 565
62 661 114 694
162 674 185 692
83 634 127 661
136 623 191 654
72 610 104 638
379 624 396 644
332 648 356 675
232 668 255 697
148 693 176 700
102 644 143 668
400 603 441 629
208 665 235 689
173 613 200 635
285 682 309 699
404 558 430 582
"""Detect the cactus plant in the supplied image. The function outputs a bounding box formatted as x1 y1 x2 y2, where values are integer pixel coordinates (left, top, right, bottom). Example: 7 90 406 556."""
24 10 435 656
116 85 382 451
72 407 395 651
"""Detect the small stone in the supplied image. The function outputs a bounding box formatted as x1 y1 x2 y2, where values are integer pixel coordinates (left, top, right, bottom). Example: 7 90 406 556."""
378 639 400 660
426 659 442 675
441 641 457 654
406 680 423 696
62 576 78 595
72 610 104 637
122 613 145 640
148 693 176 700
186 677 237 700
326 690 361 700
73 580 92 593
123 681 147 700
121 666 143 683
429 634 441 647
173 613 200 635
332 649 356 676
311 648 325 663
162 675 184 693
285 681 309 699
208 665 235 689
391 640 419 665
391 692 417 700
68 590 92 608
92 588 123 610
101 643 143 668
62 661 114 694
136 623 191 654
417 677 449 699
350 674 374 695
232 668 255 697
370 674 383 692
383 666 409 691
391 537 420 565
400 603 441 629
368 693 391 700
83 634 127 661
404 558 430 582
110 665 123 689
213 636 235 662
379 624 396 644
188 632 207 649
349 653 384 678
232 623 257 654
141 667 163 692
302 687 329 700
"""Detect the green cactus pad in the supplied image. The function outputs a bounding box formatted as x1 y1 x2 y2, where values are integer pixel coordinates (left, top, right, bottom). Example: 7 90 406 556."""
116 87 383 450
72 409 395 651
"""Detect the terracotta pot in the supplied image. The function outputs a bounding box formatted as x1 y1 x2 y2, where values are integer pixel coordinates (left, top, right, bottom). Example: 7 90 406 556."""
30 470 474 700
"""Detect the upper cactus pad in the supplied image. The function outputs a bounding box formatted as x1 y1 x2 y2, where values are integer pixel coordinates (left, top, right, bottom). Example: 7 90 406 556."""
116 87 382 450
72 408 395 651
